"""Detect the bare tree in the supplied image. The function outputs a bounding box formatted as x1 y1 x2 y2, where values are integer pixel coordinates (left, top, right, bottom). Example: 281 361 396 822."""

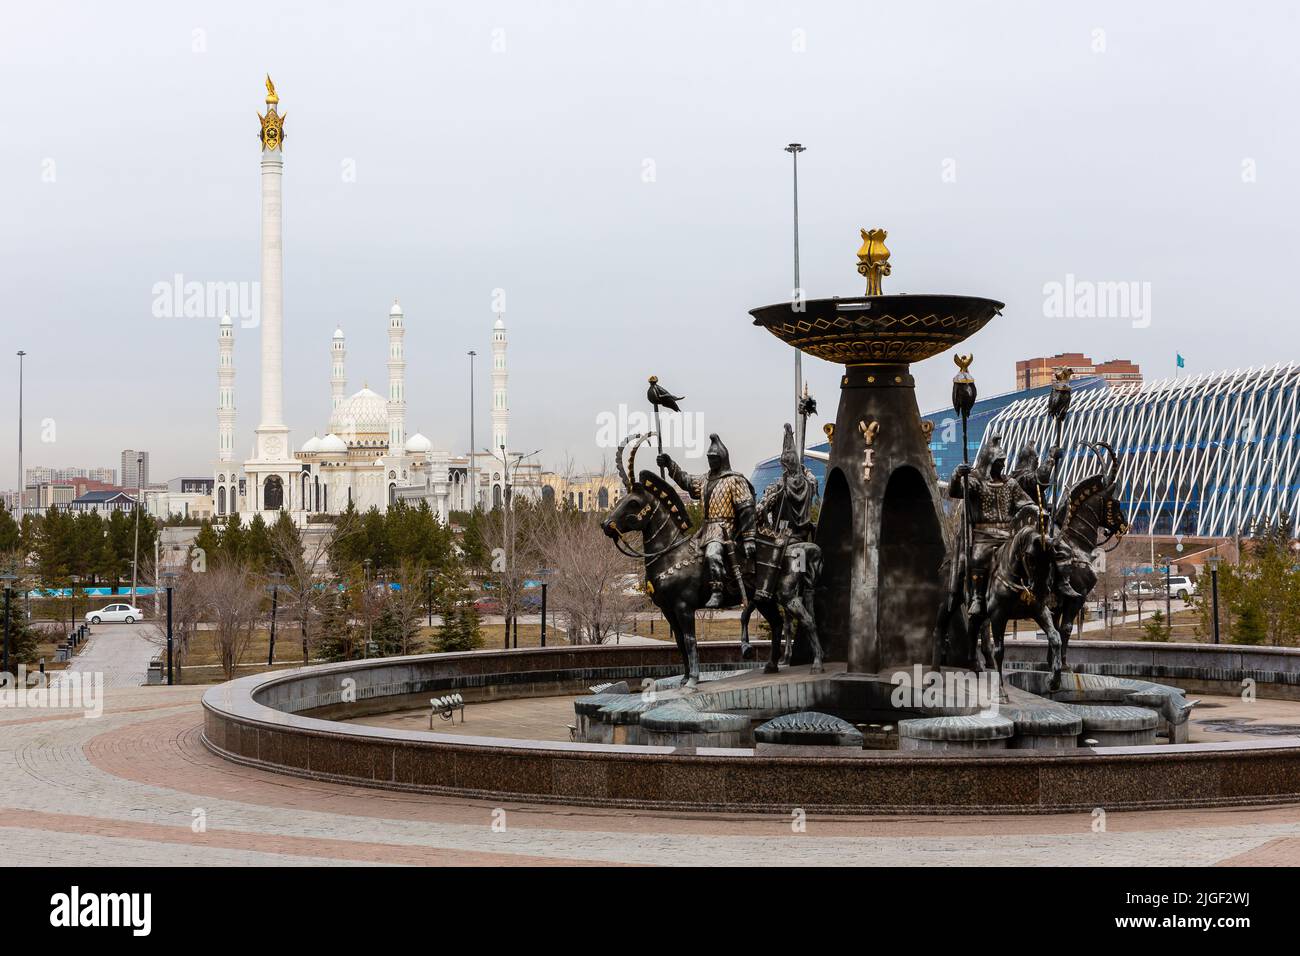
529 495 640 645
385 559 430 655
199 562 264 680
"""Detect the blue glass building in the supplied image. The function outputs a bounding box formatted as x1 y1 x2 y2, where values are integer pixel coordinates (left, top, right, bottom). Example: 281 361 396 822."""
988 365 1300 538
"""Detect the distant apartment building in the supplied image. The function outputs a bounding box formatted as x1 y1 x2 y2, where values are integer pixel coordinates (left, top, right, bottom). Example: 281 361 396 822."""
26 465 119 486
120 450 150 489
24 482 77 509
1016 353 1142 390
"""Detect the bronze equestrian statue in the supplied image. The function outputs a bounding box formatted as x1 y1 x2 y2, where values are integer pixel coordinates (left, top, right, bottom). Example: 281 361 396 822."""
1010 439 1082 601
744 423 822 669
1050 441 1128 670
602 432 823 687
655 434 756 609
935 435 1062 692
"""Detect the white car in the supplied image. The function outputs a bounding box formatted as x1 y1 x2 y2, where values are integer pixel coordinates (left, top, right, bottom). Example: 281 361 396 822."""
85 603 143 624
1166 575 1197 601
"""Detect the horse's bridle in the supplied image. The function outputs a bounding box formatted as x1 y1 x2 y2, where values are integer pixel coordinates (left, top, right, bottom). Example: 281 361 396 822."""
608 497 687 561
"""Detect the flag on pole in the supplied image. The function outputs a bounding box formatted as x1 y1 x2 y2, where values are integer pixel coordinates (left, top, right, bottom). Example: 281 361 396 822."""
1176 353 1185 369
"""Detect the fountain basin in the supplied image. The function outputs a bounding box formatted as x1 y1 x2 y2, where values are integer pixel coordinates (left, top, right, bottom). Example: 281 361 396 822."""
749 294 1003 366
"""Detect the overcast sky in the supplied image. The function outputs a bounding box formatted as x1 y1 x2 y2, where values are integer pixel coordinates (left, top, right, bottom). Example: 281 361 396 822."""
2 0 1296 485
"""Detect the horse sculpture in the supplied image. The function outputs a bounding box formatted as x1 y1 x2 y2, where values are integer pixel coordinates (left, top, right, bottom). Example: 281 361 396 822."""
1050 441 1128 670
980 516 1063 695
935 489 1062 695
601 434 824 687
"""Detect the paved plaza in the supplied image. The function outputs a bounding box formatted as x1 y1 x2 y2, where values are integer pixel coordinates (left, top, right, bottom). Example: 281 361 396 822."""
52 622 159 688
1 685 1298 866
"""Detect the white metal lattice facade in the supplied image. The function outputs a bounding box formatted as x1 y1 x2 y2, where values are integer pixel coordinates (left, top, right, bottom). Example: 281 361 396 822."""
986 364 1300 538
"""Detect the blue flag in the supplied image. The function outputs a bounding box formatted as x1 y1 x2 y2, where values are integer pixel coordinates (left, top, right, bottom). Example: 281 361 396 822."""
1176 353 1185 369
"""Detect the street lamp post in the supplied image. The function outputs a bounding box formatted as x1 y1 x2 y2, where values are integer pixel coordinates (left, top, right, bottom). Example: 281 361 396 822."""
426 569 435 629
540 581 547 648
486 444 540 651
1164 559 1172 622
266 571 283 666
784 143 806 429
362 560 373 656
1 573 16 675
130 454 144 601
1206 553 1222 645
162 571 177 685
15 351 25 524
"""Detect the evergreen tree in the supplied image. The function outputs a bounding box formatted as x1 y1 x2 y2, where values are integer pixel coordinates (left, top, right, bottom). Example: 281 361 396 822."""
193 519 221 567
371 602 407 656
1233 603 1267 645
1141 609 1171 642
18 513 38 558
269 511 302 577
0 503 20 555
104 510 134 583
315 586 360 661
433 565 482 652
245 514 274 571
219 513 247 566
4 611 41 668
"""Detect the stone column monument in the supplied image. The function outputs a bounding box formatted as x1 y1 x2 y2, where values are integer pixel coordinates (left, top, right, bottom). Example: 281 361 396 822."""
243 75 298 514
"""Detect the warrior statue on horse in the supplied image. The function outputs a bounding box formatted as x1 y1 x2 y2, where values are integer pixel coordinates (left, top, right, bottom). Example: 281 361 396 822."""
935 435 1063 694
936 434 1128 694
602 427 823 688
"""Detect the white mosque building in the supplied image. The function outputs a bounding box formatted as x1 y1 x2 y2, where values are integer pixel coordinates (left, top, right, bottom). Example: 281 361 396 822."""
211 78 538 526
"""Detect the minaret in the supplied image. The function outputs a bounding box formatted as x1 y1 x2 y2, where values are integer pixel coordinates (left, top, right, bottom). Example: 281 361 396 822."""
218 312 235 462
387 299 406 449
251 74 290 465
491 315 508 453
331 326 346 412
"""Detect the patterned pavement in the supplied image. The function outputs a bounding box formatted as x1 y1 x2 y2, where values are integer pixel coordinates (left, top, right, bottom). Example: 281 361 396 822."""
53 621 159 688
3 685 1300 866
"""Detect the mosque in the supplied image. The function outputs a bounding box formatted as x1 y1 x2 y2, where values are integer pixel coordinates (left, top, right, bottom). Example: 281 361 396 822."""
212 78 539 527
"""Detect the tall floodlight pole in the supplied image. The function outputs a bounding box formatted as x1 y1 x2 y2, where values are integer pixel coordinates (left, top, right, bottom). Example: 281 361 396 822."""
130 454 143 601
16 351 25 523
785 144 806 432
468 350 478 512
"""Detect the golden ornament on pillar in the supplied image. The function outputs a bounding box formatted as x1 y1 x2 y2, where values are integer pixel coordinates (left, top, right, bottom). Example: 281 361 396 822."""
258 75 285 150
856 228 891 295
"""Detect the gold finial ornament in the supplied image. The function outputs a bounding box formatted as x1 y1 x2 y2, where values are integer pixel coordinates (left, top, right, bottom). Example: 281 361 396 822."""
953 353 974 378
257 76 286 151
856 228 892 296
823 423 835 446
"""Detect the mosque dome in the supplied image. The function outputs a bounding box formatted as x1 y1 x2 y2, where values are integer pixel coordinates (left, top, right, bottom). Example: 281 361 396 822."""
300 435 322 454
330 385 388 437
390 298 403 316
405 432 432 454
220 312 233 327
333 326 344 339
319 433 347 454
494 317 505 330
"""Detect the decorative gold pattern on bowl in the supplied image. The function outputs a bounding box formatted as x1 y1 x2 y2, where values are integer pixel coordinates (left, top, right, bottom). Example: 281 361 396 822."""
750 295 1003 367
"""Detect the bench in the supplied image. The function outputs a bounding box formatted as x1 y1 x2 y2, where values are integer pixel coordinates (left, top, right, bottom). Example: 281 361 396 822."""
429 694 465 727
